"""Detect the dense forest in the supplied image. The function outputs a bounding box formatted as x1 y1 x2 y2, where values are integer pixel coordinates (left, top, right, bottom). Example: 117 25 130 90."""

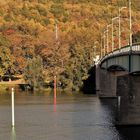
0 0 140 90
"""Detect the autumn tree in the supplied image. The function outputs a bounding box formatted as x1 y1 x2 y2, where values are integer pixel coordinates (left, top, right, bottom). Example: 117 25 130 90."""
0 35 15 78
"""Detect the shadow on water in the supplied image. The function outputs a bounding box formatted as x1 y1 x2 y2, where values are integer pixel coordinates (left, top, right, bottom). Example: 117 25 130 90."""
100 98 140 140
11 127 16 140
82 65 96 94
116 126 140 140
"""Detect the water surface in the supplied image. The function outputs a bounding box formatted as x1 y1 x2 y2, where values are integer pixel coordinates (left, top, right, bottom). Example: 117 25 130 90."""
0 90 140 140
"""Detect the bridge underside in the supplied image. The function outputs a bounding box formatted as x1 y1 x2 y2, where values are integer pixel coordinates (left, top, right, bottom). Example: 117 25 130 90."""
107 65 127 72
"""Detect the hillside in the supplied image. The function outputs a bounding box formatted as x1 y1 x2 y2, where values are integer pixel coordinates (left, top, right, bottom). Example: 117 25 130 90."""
0 0 140 90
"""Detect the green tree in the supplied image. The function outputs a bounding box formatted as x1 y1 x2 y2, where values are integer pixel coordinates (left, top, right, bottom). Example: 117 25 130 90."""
50 3 65 18
24 55 44 90
36 4 48 16
60 43 91 91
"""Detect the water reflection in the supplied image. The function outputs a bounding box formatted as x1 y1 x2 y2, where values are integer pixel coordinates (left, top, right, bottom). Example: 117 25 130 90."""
53 94 57 112
11 127 16 140
0 91 140 139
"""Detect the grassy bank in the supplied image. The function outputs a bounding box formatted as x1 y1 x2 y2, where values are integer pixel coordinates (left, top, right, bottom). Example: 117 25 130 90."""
0 84 11 94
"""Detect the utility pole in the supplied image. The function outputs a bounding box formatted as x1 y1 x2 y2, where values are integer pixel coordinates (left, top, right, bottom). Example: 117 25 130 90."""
119 7 127 50
106 28 109 54
112 17 119 52
112 19 114 52
119 8 121 50
129 0 132 50
103 31 106 56
101 36 103 58
107 24 112 54
129 0 132 73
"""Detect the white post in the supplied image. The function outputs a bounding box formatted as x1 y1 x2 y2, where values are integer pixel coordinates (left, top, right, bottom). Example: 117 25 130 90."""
11 88 15 127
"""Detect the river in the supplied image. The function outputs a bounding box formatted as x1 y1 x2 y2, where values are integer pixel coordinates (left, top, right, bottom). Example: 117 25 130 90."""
0 89 140 140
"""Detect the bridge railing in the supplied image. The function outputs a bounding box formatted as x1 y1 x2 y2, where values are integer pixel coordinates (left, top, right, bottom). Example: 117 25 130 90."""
102 42 140 60
132 43 140 51
97 43 140 64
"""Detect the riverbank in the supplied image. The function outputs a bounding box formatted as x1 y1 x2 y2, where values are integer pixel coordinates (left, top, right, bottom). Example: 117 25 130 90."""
0 76 80 94
0 75 24 94
0 84 11 94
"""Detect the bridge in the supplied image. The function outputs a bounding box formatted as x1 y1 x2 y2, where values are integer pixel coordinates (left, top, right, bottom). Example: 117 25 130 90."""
100 43 140 73
90 0 140 125
96 43 140 125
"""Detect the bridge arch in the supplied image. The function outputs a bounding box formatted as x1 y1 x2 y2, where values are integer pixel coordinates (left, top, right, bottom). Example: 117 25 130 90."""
107 64 128 72
99 53 140 73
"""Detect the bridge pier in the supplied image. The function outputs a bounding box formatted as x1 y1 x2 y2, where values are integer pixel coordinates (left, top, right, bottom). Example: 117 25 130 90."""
98 69 116 98
95 65 100 92
97 67 127 98
116 74 140 125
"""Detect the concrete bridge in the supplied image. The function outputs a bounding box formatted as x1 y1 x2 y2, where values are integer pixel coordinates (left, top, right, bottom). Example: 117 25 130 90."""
96 43 140 125
100 43 140 73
